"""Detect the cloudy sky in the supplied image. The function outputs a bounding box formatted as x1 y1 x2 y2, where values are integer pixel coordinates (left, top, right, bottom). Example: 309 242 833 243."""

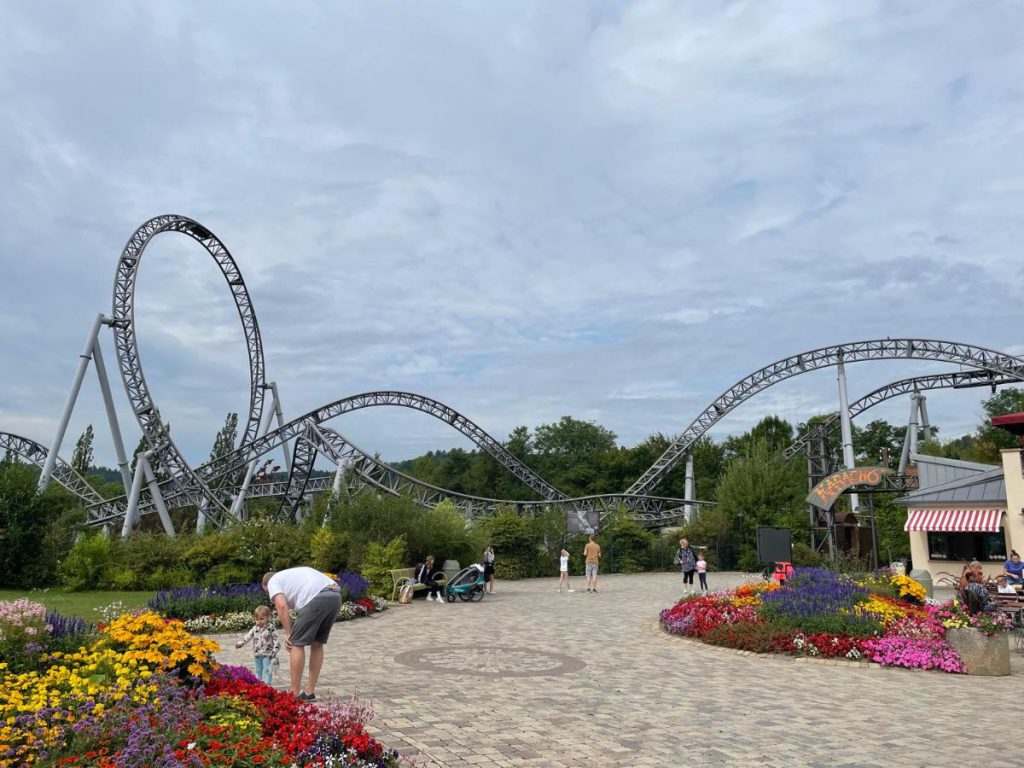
1 1 1022 475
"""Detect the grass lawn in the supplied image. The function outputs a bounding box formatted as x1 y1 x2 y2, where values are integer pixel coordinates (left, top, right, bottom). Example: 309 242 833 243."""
0 589 156 619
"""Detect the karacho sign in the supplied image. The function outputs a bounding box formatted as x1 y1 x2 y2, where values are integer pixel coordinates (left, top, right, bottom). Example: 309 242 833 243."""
806 467 887 510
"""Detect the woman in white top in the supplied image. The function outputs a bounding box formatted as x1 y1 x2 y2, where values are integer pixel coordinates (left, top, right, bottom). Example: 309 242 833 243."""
557 548 574 593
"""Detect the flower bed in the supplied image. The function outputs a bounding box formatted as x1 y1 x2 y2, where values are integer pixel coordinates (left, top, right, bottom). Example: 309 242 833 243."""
149 574 390 633
659 568 1004 674
0 600 406 767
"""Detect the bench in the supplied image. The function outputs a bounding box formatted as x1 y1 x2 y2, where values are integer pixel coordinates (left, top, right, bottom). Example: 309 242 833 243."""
389 567 448 602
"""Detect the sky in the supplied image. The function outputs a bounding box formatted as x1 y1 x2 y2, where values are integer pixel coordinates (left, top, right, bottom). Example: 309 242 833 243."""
1 1 1023 476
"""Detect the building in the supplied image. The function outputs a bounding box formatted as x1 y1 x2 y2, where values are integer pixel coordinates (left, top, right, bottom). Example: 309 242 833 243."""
896 450 1024 583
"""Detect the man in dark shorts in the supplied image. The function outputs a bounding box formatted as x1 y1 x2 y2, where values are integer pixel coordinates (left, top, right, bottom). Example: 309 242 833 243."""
263 567 342 700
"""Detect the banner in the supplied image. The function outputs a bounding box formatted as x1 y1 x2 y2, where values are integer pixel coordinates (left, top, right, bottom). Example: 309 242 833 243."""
806 466 887 510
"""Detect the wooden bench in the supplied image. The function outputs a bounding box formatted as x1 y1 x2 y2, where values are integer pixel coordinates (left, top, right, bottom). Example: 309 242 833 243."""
389 567 448 602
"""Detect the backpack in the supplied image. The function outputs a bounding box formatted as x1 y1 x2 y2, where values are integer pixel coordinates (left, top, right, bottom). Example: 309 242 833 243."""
398 584 413 604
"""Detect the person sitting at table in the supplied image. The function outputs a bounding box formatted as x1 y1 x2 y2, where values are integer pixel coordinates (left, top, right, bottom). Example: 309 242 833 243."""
995 575 1019 594
1003 551 1024 586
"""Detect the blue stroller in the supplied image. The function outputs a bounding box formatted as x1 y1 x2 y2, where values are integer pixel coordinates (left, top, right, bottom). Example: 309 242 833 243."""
444 564 487 602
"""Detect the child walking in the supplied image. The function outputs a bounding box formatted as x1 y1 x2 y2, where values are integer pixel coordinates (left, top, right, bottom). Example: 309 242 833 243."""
696 551 708 592
235 605 280 684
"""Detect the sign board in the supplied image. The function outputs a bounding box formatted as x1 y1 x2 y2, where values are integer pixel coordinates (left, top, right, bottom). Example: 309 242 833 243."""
806 466 887 511
756 526 792 565
567 509 600 535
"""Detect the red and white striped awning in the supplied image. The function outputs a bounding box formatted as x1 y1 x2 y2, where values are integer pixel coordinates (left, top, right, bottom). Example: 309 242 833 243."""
904 508 1004 533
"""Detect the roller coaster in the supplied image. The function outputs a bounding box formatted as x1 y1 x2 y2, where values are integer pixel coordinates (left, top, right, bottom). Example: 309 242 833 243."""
4 215 1023 538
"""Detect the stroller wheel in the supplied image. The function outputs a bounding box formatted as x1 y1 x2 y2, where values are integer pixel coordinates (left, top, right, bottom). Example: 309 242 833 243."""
458 590 471 601
469 585 484 602
446 592 456 603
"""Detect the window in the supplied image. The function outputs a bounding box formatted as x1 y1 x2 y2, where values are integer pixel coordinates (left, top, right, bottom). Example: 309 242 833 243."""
927 531 1006 562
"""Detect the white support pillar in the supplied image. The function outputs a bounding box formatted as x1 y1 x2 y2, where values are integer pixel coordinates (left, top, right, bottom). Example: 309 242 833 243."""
90 324 133 494
684 453 695 522
897 395 917 475
196 498 208 534
39 313 106 491
908 393 921 457
230 382 284 521
269 382 292 475
836 358 859 513
918 394 932 445
139 454 175 536
121 453 149 538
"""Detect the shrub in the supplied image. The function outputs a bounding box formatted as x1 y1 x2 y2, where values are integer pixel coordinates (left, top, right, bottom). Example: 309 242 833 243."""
59 532 113 590
360 536 407 597
406 499 484 569
110 532 194 589
201 563 259 588
310 527 350 573
483 509 536 580
182 530 241 579
600 516 655 574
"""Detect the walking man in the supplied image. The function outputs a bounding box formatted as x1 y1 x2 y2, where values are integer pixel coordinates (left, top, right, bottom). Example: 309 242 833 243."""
262 567 342 701
583 534 601 593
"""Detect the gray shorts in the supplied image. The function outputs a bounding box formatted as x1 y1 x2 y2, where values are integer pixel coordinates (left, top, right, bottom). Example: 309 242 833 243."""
290 590 342 646
586 563 599 578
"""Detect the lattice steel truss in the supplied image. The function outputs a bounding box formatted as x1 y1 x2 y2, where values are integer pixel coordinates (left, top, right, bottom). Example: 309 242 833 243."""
626 341 1024 496
783 369 1020 460
17 216 1024 535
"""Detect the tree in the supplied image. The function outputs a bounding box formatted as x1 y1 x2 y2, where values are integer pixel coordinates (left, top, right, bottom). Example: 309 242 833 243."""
532 416 618 496
713 439 808 571
853 419 906 468
533 416 617 458
71 424 95 474
208 412 239 463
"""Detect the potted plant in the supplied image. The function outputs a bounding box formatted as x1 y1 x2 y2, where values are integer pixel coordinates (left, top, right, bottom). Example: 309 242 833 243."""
936 596 1012 676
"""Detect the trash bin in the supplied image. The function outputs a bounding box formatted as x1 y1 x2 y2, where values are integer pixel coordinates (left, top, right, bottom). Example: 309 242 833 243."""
909 568 932 598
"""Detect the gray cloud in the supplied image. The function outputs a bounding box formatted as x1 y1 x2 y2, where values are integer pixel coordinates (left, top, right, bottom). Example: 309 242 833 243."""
1 1 1022 475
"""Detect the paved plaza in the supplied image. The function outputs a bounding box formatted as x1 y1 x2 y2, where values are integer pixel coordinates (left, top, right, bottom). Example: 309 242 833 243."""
213 572 1024 767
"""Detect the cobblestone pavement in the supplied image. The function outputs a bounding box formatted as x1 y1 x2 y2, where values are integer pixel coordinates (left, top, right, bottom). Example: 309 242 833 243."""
212 572 1024 767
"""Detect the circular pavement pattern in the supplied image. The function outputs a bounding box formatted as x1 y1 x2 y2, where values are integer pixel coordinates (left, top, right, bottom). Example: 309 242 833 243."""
393 645 586 678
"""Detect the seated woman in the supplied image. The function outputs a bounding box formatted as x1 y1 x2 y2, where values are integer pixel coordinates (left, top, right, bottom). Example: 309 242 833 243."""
414 555 445 603
1004 551 1024 586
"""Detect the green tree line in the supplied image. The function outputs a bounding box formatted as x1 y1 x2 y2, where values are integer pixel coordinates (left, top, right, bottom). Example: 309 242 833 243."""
4 390 1023 589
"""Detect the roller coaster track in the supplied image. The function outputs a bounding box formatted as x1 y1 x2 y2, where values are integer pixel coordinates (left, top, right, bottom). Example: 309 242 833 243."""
15 216 1024 532
782 369 1023 460
85 389 571 525
626 341 1024 496
0 432 105 506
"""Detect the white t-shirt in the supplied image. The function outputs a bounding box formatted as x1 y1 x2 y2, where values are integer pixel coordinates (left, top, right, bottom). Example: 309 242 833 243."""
267 567 335 612
696 559 707 574
559 554 569 572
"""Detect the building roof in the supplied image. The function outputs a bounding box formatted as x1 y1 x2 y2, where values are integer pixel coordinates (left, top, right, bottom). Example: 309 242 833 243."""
894 466 1006 506
992 411 1024 436
908 452 998 491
